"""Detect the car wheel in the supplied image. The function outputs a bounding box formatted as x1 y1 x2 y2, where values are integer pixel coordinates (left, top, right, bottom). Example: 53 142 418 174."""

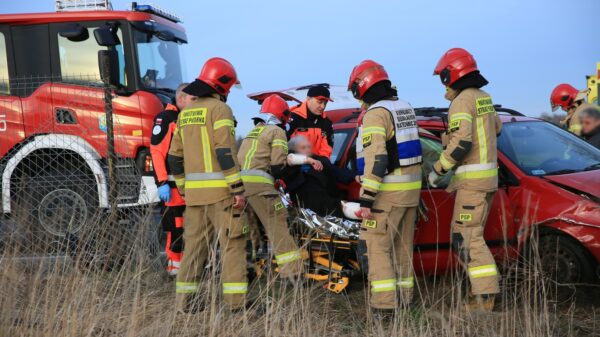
538 234 596 284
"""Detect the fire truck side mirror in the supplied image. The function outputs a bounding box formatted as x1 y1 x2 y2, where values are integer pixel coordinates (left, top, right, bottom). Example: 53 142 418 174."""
93 27 118 47
59 24 89 42
98 50 120 87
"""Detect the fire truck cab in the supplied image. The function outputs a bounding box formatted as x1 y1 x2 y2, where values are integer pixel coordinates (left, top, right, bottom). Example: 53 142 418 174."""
0 3 185 232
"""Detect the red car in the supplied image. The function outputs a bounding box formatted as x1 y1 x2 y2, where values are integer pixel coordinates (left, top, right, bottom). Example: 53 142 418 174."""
249 84 600 284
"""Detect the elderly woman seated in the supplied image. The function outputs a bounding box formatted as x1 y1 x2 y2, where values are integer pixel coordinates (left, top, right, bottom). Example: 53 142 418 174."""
281 136 361 219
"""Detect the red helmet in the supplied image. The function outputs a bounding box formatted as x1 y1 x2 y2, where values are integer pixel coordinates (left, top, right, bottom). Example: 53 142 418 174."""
198 57 240 96
550 83 579 112
260 94 291 123
348 60 390 100
433 48 478 86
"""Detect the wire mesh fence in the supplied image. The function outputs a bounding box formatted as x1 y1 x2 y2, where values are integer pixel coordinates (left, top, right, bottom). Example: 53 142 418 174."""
0 76 598 336
0 75 162 270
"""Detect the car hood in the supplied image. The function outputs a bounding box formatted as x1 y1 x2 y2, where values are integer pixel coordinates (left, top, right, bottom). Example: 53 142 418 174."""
544 170 600 199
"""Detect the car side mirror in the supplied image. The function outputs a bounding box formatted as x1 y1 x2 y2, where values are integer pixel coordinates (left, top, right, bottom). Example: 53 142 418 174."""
98 50 120 87
94 27 118 47
59 24 89 42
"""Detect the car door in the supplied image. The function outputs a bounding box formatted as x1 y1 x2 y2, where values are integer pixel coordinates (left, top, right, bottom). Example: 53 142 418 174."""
9 24 55 141
0 25 23 158
415 135 456 275
417 135 516 274
333 120 517 275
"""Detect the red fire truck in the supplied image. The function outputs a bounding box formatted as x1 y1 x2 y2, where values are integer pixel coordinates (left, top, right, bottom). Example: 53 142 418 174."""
0 2 185 241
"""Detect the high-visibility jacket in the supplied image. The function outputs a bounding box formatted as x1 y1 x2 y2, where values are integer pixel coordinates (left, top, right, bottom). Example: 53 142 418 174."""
287 101 334 159
150 103 185 206
433 88 502 192
237 123 288 196
167 95 244 205
357 98 422 209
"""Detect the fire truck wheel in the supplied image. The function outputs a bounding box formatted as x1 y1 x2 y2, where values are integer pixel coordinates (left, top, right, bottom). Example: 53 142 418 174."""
538 234 596 285
10 159 99 256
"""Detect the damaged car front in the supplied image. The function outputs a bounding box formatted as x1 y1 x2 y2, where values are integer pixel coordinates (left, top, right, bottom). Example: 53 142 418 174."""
497 119 600 283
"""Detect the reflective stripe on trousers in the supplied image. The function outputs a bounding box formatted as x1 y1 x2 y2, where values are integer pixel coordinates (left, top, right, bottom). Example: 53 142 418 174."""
176 282 199 294
452 163 497 182
468 264 498 278
223 282 248 294
397 277 414 288
371 278 397 293
241 169 274 185
275 250 302 265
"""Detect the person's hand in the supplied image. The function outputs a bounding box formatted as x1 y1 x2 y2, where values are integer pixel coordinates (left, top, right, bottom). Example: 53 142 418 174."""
428 170 442 188
157 184 171 202
307 158 323 171
360 207 373 219
233 195 246 210
355 175 361 183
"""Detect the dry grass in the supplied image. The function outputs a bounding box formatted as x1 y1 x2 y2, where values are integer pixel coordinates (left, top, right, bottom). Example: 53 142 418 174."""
0 207 599 337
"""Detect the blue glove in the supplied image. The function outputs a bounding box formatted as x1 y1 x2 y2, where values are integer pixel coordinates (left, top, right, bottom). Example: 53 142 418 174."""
157 183 171 203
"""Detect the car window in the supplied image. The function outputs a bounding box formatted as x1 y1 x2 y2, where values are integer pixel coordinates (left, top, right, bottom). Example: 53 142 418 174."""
420 137 452 188
346 138 356 171
0 32 8 95
331 128 354 165
58 27 125 85
498 121 600 175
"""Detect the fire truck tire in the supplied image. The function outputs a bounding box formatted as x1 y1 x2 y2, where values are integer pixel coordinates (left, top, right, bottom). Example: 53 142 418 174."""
9 155 99 256
538 234 596 285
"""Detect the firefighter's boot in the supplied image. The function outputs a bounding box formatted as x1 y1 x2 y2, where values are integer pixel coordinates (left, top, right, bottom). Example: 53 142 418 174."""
465 294 496 313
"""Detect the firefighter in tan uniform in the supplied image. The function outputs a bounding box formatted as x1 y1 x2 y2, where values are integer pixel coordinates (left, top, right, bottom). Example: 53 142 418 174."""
429 48 502 312
238 94 304 279
167 58 248 312
348 60 422 314
550 83 597 136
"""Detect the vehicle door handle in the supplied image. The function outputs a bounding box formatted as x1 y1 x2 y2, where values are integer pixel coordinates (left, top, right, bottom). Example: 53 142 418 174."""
55 107 77 124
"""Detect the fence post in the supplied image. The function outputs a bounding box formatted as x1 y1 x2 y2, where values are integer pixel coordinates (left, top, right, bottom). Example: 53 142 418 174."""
103 84 118 209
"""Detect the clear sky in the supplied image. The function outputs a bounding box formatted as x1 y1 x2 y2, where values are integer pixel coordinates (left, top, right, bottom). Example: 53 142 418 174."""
2 0 599 135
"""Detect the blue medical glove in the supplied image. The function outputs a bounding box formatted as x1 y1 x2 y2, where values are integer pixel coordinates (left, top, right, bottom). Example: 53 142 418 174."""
157 183 171 203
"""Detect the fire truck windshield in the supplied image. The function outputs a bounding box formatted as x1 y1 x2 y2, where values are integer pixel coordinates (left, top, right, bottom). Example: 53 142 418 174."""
134 26 185 92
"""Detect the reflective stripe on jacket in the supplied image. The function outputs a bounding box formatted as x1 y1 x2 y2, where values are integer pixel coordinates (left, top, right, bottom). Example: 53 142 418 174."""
237 124 288 196
434 88 502 192
167 96 244 205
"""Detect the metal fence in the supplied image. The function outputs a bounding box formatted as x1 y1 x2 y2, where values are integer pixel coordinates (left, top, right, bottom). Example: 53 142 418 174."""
0 75 161 270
